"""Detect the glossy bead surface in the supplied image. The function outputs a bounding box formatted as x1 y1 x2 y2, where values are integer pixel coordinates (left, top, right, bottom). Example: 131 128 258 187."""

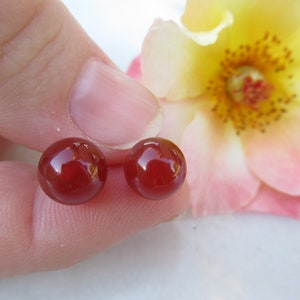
124 137 186 200
38 137 107 205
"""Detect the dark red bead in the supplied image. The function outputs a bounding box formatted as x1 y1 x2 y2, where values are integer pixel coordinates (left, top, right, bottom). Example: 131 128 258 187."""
124 137 186 200
38 137 107 205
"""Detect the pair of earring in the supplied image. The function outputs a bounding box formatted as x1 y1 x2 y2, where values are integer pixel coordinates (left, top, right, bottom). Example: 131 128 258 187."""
38 137 186 205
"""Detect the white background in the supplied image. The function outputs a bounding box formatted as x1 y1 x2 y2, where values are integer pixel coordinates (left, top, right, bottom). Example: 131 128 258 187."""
1 1 300 299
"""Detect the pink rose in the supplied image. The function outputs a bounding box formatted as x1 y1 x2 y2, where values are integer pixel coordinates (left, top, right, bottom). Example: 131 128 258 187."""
128 0 300 219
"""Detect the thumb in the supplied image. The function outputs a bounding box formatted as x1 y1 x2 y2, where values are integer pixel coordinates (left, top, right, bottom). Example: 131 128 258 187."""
0 0 189 278
0 0 162 154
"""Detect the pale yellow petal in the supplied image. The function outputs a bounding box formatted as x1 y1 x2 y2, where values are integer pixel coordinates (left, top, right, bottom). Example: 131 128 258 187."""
181 0 226 32
141 20 221 100
182 0 300 48
182 10 233 46
282 27 300 86
228 0 300 38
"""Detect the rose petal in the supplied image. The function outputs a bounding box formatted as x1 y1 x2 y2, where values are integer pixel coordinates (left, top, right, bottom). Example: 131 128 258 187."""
244 105 300 195
182 10 233 46
159 99 198 145
182 0 300 45
127 56 142 81
181 106 260 216
181 0 229 32
230 0 300 40
243 184 300 219
141 20 219 100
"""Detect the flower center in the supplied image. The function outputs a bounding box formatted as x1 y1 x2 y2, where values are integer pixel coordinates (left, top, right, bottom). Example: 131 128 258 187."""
226 66 273 107
206 33 296 134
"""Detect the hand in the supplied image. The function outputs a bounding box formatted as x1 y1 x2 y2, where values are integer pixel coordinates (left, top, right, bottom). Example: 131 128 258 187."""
0 0 188 278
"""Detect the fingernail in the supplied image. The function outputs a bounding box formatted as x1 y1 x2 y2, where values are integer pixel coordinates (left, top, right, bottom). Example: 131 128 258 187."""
70 59 162 149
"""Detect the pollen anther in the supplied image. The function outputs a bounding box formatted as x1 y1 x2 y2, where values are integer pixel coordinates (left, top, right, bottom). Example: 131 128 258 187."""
206 33 296 134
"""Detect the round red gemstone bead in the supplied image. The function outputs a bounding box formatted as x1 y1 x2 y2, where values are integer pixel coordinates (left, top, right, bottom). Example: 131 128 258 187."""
38 137 107 205
124 137 186 200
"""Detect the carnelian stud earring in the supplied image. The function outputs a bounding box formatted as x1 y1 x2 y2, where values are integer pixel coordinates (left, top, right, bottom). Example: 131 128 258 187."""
123 137 187 200
38 137 107 205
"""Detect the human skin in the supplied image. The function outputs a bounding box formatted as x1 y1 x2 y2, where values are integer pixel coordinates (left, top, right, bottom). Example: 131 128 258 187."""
0 0 188 278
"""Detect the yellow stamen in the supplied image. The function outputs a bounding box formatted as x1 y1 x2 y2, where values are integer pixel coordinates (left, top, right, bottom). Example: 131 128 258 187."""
206 33 296 134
